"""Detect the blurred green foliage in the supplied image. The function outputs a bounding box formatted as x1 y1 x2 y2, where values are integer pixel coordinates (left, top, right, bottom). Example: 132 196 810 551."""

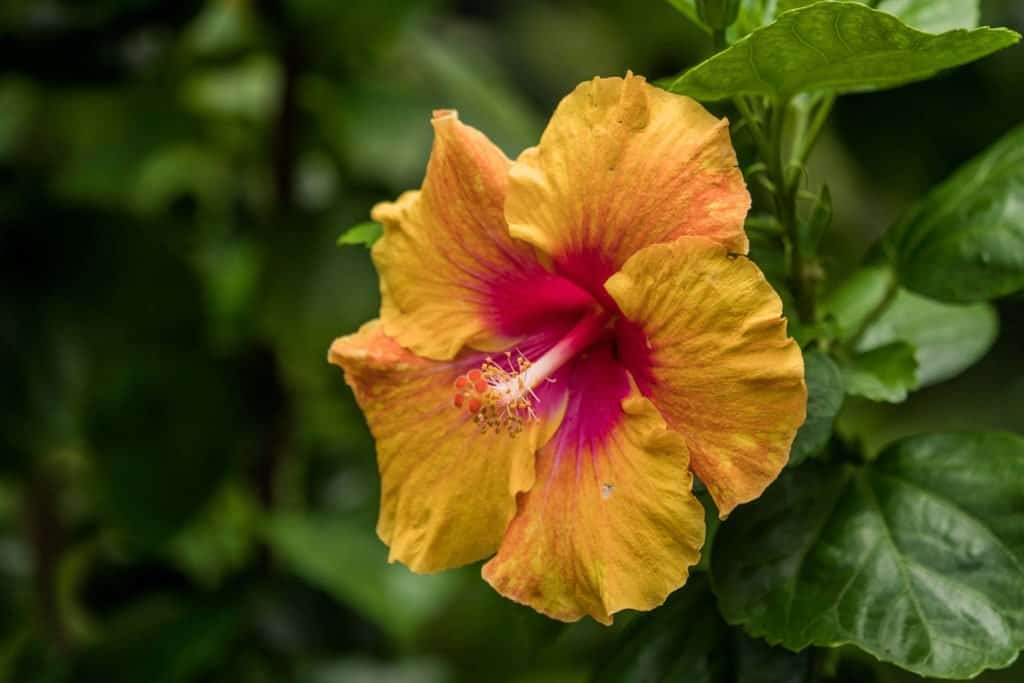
1 1 1022 682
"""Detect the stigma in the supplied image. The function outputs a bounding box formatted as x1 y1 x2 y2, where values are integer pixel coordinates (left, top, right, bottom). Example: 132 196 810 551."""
451 308 613 437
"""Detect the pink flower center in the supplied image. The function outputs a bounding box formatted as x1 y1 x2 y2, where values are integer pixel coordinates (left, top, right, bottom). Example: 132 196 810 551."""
453 308 612 434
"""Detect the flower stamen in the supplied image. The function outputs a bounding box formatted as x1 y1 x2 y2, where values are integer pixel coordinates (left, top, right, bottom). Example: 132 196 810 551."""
452 351 537 436
451 308 612 436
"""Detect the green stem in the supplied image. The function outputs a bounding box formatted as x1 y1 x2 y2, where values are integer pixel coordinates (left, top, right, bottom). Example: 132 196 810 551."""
733 96 771 151
745 214 784 235
798 94 835 165
731 94 836 325
788 99 812 170
709 23 824 322
766 100 817 323
711 27 727 52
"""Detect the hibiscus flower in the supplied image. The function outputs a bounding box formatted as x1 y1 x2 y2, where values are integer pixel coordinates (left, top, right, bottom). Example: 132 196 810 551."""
329 72 806 624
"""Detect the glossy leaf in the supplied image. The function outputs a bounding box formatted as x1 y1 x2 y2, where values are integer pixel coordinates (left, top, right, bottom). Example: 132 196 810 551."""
885 123 1024 303
822 264 896 341
778 0 980 32
857 289 998 387
835 333 1024 460
839 341 918 403
337 221 383 248
789 350 844 465
874 0 979 32
825 266 999 387
713 431 1024 679
665 2 1019 101
677 0 981 38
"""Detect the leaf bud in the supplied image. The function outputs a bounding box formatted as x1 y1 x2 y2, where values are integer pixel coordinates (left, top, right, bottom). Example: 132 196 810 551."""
696 0 741 30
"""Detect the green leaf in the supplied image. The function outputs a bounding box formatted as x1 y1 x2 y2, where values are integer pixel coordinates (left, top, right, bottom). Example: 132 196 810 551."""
824 266 999 388
835 333 1024 460
874 0 979 32
734 634 813 683
337 221 382 248
778 0 980 32
857 289 998 387
885 123 1024 303
596 576 810 683
665 0 776 37
789 350 844 465
665 2 1019 101
712 431 1024 679
839 341 918 403
264 513 458 644
822 264 896 341
677 0 980 38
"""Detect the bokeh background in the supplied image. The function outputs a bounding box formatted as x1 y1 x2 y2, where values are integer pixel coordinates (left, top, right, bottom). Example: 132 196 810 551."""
2 1 1023 681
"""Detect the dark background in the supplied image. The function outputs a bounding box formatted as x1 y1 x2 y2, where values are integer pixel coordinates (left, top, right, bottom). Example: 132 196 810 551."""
1 1 1022 681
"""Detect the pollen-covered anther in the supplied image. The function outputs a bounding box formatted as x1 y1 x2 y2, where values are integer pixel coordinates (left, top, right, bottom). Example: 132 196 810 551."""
451 352 539 437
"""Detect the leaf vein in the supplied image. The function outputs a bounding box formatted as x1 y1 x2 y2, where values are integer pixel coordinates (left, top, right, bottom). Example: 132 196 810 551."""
871 468 1024 577
858 472 937 668
783 471 854 635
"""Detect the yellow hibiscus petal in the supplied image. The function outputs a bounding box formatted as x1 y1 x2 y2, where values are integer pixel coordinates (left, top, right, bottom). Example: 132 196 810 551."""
482 350 705 624
604 237 806 517
372 110 563 361
329 321 566 572
505 72 750 300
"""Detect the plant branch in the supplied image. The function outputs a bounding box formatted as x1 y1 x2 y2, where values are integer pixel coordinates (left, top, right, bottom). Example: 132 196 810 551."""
715 44 834 325
767 99 818 323
733 96 771 151
798 94 836 165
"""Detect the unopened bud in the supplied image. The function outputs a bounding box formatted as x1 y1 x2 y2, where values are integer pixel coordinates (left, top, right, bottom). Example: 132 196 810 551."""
696 0 741 30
